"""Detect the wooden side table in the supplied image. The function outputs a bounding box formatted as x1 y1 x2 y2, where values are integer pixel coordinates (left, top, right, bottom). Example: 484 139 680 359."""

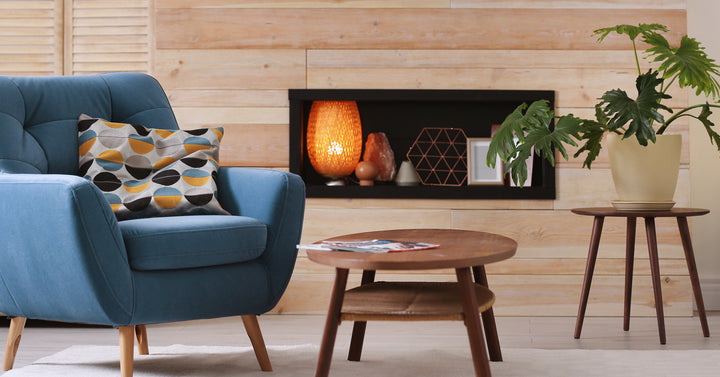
305 229 517 377
571 207 710 344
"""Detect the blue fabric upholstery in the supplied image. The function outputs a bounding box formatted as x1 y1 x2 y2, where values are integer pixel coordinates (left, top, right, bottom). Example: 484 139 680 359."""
120 216 267 271
0 73 306 327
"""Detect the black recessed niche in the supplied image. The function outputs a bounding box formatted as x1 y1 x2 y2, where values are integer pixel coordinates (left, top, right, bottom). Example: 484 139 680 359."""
289 89 555 200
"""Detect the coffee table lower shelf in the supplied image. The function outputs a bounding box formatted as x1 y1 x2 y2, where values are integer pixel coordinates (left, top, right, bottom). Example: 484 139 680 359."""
340 281 495 322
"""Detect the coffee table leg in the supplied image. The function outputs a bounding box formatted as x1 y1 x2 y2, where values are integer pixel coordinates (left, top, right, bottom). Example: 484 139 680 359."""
472 265 502 362
348 270 376 361
677 216 710 337
575 215 604 339
624 217 637 331
457 267 492 377
316 268 349 377
644 217 667 345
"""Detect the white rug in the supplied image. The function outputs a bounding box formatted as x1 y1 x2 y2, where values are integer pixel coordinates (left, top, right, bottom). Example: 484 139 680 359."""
2 344 720 377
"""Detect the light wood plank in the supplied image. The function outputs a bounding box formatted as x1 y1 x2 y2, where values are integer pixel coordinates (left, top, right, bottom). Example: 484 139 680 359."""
155 8 685 50
0 1 53 10
72 35 149 44
490 274 692 317
452 0 686 9
173 107 288 126
73 16 149 27
0 18 54 28
307 49 651 69
271 273 692 316
213 124 289 167
291 255 691 277
167 89 289 107
154 49 306 90
74 0 148 8
553 168 691 210
67 0 150 75
157 0 451 8
72 52 148 63
306 67 688 109
451 209 688 258
73 26 148 36
74 8 148 18
301 208 454 244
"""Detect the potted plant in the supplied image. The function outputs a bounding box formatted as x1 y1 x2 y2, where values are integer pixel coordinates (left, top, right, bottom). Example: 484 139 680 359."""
486 23 720 209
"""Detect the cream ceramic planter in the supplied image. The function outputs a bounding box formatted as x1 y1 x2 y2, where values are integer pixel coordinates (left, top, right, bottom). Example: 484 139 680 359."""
606 133 682 210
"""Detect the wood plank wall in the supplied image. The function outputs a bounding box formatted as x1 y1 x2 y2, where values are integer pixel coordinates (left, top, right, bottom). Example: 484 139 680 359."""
66 0 151 75
154 0 694 317
0 0 63 76
0 0 695 317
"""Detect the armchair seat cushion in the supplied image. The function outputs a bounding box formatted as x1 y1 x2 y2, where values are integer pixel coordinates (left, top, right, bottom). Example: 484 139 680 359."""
119 215 267 271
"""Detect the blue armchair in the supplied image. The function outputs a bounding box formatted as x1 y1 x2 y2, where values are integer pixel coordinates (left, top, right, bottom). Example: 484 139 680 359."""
0 73 305 376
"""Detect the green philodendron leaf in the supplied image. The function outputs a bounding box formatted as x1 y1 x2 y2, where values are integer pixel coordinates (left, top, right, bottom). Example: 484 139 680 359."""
594 23 668 42
573 107 608 169
506 144 532 187
600 70 671 145
697 102 720 149
486 100 554 169
487 100 586 186
645 34 720 98
486 103 527 168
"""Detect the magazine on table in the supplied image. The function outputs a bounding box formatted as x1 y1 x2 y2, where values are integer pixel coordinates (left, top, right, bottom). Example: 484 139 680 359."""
297 239 439 253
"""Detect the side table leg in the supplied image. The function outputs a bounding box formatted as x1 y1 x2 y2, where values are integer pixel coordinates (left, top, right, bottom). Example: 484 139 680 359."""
575 216 605 339
624 217 637 331
348 270 376 361
644 217 667 345
473 265 502 362
677 217 710 337
457 267 492 377
315 268 349 377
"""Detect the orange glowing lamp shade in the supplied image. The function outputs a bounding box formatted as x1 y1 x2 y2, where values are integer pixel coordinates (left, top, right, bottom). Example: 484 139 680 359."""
306 100 363 178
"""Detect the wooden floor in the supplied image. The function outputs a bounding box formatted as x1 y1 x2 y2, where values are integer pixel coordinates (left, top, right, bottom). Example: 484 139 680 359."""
2 313 720 370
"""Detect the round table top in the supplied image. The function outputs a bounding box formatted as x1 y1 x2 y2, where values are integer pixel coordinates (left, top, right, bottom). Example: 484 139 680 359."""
571 207 709 217
305 228 517 271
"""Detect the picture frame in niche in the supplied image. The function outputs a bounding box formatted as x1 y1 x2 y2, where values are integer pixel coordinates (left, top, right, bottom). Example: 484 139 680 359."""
467 138 504 185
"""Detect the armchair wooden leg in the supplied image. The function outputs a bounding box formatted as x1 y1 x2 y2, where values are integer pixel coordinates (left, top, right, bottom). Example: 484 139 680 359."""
135 325 149 355
242 315 272 372
119 326 135 377
2 317 26 371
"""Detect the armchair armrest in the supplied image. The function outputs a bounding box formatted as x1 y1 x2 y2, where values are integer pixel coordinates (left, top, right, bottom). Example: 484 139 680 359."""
216 167 306 308
0 174 133 325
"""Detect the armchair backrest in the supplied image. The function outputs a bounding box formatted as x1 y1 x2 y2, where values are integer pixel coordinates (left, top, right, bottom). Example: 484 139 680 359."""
0 73 179 175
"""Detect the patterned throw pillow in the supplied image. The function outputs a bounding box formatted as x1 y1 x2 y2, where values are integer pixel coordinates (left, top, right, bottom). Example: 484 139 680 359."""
78 115 230 220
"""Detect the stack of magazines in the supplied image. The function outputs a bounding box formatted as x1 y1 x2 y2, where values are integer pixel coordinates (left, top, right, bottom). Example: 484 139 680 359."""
297 239 439 253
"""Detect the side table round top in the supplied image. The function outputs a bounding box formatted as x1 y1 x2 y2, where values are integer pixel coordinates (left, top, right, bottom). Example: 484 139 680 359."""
571 207 709 218
305 228 517 271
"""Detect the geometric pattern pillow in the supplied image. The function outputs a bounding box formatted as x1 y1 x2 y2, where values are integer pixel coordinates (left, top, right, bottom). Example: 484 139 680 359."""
78 114 230 220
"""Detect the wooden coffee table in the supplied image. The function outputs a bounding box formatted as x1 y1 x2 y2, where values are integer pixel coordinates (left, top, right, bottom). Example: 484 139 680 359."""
305 228 517 377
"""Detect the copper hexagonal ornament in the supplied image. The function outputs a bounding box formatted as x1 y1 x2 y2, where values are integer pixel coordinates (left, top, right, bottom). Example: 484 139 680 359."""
406 128 468 186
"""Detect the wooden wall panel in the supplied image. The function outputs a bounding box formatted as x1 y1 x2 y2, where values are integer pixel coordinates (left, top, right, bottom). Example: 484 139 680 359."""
272 272 692 317
67 0 151 75
0 0 63 76
155 49 306 90
157 0 452 8
452 0 686 9
213 124 288 168
0 0 697 317
152 1 695 316
155 8 685 50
